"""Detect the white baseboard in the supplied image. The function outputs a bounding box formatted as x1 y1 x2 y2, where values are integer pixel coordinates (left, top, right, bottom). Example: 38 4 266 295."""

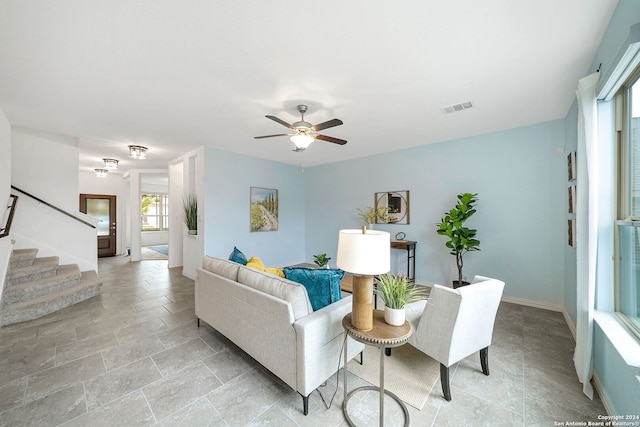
562 308 577 340
592 371 617 415
500 295 564 312
500 295 577 339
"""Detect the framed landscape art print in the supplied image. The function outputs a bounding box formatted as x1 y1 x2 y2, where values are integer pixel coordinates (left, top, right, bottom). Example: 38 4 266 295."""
250 187 278 232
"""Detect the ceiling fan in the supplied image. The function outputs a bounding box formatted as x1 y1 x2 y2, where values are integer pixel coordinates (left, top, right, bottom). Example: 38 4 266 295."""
255 105 347 151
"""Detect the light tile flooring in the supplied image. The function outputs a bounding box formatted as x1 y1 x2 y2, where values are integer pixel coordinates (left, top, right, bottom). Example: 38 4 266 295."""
0 256 606 426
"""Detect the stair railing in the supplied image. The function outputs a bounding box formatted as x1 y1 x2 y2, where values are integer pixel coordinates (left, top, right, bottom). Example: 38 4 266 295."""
0 194 18 239
10 186 96 229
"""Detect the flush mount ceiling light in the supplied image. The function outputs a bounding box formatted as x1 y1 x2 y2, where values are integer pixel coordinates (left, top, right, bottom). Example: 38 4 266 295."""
95 169 108 178
102 158 119 169
128 145 148 160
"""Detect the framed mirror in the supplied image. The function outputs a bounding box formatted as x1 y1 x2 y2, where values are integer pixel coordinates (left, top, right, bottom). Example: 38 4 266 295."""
375 190 410 224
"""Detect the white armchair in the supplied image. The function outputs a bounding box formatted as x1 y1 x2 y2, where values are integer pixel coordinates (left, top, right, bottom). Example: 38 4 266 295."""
404 275 505 401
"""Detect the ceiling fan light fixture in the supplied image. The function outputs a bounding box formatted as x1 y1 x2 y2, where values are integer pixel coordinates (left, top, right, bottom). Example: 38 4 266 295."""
290 133 314 149
129 145 148 160
95 169 108 178
102 158 119 169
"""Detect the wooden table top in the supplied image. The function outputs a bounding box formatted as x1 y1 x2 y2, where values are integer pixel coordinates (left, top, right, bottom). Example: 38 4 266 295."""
342 310 412 347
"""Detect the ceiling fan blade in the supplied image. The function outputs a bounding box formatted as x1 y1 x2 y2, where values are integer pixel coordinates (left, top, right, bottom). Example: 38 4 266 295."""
315 134 347 145
266 115 294 129
254 133 289 139
311 118 343 132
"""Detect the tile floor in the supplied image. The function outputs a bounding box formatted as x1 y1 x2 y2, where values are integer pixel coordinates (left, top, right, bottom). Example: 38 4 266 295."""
0 255 607 426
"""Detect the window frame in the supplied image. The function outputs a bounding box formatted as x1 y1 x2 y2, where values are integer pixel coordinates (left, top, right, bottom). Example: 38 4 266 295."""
614 66 640 339
141 193 169 232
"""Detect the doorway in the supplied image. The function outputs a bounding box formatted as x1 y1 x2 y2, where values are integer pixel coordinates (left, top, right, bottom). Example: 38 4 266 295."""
80 194 116 257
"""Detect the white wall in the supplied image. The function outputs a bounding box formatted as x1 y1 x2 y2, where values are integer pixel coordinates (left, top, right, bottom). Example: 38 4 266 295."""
141 231 168 246
12 127 79 212
178 149 204 278
0 107 12 304
168 162 184 268
11 127 97 271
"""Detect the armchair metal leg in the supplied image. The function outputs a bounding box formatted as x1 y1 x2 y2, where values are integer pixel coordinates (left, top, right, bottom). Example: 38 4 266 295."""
385 348 392 357
440 364 452 401
358 350 363 365
301 394 309 415
197 318 200 327
480 346 489 376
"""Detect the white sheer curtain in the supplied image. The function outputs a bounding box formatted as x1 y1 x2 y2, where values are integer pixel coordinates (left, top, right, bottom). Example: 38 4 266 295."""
573 72 599 399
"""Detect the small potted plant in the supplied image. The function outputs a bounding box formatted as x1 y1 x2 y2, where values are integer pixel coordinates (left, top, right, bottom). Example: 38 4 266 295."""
183 194 198 235
313 253 331 269
436 192 480 288
375 273 428 326
357 205 391 228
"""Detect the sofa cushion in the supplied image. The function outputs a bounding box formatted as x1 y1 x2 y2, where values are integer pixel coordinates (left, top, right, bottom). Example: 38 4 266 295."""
203 256 240 281
229 246 248 265
237 266 313 320
283 267 344 311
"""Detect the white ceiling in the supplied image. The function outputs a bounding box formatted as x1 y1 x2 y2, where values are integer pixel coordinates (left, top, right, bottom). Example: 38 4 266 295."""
0 1 618 175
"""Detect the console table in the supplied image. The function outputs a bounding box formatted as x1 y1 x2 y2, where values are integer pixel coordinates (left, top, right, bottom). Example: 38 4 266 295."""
390 240 417 281
342 311 412 427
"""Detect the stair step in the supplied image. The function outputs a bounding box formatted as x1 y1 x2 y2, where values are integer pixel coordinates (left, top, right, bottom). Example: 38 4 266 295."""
10 248 39 269
6 256 59 286
0 270 103 326
2 264 81 305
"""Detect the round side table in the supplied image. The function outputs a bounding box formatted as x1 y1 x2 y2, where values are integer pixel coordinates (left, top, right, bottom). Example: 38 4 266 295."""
342 310 412 427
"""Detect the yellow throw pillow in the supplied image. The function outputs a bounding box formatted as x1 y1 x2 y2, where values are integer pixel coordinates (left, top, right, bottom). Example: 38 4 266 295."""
265 267 285 278
246 256 265 271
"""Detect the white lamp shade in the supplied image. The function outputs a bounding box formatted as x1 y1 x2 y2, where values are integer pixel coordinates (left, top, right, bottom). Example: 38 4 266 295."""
336 229 390 275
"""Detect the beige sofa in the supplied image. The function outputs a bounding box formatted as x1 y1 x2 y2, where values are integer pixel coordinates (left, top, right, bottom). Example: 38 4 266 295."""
195 256 364 415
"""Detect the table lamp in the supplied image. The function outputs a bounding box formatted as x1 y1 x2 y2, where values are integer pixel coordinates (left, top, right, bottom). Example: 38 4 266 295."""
336 227 390 331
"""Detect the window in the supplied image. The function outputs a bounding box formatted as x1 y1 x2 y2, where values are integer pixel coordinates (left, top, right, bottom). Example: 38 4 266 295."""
615 67 640 338
141 194 169 232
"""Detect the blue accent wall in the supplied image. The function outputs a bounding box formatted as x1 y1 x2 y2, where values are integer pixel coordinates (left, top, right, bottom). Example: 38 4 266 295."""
566 0 640 415
564 101 578 325
305 120 566 306
202 147 306 267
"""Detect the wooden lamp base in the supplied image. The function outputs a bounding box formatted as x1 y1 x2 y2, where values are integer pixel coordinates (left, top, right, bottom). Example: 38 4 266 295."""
352 274 374 331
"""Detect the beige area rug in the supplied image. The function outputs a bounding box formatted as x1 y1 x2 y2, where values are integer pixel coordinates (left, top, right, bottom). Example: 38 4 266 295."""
347 343 440 410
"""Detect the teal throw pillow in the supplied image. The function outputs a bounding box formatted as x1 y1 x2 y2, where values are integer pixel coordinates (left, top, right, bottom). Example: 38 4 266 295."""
228 246 247 265
283 267 344 311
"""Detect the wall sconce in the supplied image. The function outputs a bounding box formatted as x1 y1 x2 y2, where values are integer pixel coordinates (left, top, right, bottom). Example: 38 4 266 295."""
95 169 108 178
102 158 119 169
129 145 148 159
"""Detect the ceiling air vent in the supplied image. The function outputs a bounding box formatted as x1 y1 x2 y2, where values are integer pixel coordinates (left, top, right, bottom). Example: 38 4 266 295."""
442 101 474 114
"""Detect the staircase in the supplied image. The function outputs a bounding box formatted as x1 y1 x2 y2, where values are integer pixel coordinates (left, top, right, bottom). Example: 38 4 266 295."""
0 248 102 326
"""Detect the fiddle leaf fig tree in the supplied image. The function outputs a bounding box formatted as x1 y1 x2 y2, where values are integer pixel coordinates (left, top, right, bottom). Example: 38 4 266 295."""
436 193 480 286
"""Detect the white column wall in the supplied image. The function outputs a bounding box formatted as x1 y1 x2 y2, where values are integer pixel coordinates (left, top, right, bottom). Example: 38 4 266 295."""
0 107 12 304
168 162 184 269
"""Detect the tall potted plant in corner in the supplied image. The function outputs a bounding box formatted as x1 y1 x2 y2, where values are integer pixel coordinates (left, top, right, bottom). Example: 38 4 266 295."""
436 192 480 288
183 194 198 235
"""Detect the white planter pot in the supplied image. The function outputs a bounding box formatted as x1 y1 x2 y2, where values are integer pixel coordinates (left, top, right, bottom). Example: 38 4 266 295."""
384 306 406 326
